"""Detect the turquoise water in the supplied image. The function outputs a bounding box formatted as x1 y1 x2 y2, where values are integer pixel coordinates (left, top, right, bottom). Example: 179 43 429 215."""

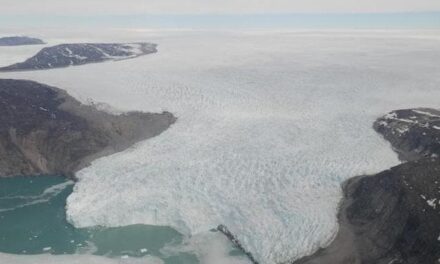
0 176 203 263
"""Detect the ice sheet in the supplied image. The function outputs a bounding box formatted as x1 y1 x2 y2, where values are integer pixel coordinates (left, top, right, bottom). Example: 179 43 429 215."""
1 30 440 263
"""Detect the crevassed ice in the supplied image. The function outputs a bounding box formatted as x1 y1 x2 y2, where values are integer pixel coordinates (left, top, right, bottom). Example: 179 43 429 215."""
2 31 440 263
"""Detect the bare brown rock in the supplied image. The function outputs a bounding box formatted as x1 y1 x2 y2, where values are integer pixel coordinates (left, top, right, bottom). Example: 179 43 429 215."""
0 79 176 178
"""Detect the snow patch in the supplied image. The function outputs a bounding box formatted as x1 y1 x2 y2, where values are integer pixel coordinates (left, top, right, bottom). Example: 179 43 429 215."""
427 198 438 209
412 109 440 118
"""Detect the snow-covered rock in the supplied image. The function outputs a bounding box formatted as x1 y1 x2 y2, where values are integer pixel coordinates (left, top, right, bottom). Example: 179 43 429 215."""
0 43 157 71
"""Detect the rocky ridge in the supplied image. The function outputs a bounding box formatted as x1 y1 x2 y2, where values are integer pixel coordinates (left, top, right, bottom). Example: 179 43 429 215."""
0 79 175 177
0 43 157 71
0 36 45 46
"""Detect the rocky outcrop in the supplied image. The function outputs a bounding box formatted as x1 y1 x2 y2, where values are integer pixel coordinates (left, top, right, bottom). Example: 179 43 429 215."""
374 108 440 161
217 225 260 264
0 79 176 177
0 36 45 46
0 43 157 71
294 108 440 264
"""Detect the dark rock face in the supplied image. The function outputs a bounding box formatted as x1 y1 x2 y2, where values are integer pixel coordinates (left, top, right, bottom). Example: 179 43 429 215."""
0 79 176 177
0 43 157 71
217 225 259 264
374 108 440 161
0 36 45 46
294 108 440 264
346 158 440 264
295 158 440 264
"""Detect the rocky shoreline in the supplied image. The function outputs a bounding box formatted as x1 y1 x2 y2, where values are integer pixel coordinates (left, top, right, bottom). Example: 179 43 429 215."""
1 78 439 263
0 79 176 178
294 108 440 264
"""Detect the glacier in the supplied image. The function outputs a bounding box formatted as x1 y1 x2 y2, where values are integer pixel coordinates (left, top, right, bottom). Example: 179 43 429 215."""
1 30 440 263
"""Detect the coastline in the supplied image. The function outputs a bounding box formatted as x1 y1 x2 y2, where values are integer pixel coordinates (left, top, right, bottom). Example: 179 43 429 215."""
294 108 440 264
1 32 440 264
0 43 158 72
0 79 176 178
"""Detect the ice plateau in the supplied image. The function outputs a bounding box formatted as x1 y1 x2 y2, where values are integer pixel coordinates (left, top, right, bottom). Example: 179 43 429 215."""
1 30 440 263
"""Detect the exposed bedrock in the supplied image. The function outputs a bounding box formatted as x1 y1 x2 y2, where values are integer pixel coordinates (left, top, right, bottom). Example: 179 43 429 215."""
0 79 176 177
374 108 440 161
0 42 157 71
217 225 260 264
0 36 45 46
294 108 440 264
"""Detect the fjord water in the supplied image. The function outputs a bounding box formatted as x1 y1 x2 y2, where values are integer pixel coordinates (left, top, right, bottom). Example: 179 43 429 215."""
0 176 234 263
1 30 440 263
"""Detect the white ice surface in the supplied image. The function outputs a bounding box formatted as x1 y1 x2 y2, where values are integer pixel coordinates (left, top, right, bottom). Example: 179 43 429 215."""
0 45 46 67
1 30 440 263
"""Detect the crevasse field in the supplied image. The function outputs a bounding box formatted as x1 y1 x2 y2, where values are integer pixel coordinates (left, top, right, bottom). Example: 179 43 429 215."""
1 30 440 264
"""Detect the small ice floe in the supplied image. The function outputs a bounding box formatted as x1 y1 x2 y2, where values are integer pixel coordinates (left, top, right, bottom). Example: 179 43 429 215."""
433 125 440 130
39 107 48 112
121 255 129 259
42 247 52 251
140 248 148 253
